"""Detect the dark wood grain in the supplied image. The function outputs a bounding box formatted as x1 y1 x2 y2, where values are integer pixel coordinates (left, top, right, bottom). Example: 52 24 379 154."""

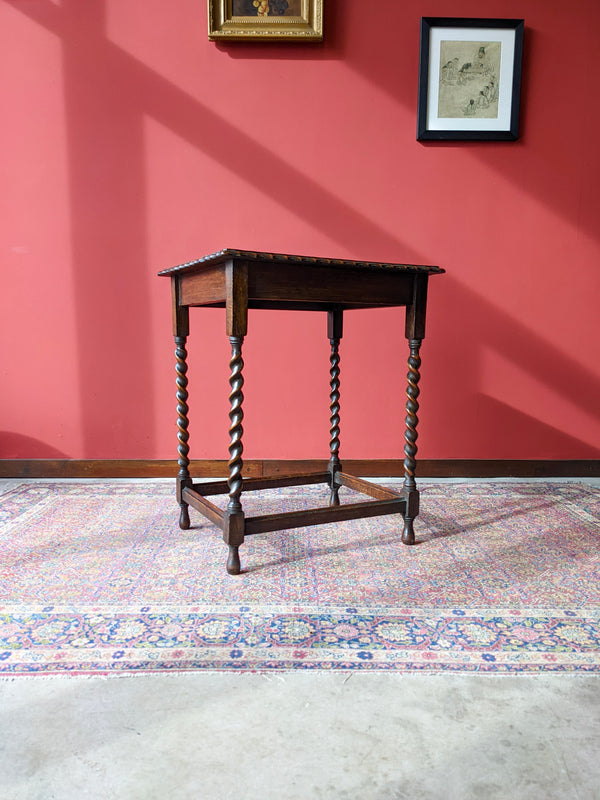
226 335 245 514
182 487 225 528
179 265 226 307
226 260 248 337
327 307 343 506
171 278 189 337
247 263 414 307
244 497 406 536
190 472 330 497
3 459 597 478
174 334 192 529
337 472 402 500
158 248 444 277
405 274 428 340
403 339 422 492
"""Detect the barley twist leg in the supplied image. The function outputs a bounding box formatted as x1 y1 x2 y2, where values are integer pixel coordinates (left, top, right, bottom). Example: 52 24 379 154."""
328 336 342 506
226 335 245 574
175 335 191 530
402 338 422 544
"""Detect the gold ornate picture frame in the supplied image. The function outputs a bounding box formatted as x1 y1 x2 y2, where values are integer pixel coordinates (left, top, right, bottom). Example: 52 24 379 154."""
208 0 323 41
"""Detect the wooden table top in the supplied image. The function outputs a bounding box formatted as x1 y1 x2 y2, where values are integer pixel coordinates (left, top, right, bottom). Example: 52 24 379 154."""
158 248 444 277
160 249 444 313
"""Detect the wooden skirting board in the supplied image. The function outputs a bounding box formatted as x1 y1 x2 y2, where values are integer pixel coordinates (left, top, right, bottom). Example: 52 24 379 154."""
1 459 598 479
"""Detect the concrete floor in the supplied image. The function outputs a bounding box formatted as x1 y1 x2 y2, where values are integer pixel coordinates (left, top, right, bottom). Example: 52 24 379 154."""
1 673 599 799
1 478 599 799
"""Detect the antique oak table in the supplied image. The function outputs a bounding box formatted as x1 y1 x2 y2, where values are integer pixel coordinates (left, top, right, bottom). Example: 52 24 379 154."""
159 249 444 575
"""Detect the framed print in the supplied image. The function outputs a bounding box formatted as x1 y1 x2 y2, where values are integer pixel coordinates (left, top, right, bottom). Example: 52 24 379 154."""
417 18 524 141
208 0 323 41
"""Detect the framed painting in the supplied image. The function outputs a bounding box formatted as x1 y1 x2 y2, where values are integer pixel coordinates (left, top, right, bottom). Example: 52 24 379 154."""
208 0 323 41
417 18 524 141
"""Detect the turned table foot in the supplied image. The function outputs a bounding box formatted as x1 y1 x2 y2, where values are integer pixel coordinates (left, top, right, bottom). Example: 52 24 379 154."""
226 545 241 575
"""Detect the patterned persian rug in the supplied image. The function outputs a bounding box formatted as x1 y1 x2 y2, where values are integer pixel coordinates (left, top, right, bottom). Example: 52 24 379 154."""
0 481 599 676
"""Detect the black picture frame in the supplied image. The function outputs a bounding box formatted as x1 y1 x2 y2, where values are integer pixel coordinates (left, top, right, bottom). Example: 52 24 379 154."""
417 17 524 141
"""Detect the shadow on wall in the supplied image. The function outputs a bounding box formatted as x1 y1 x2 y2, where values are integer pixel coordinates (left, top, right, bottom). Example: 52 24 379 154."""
0 433 69 459
329 3 600 246
221 3 600 246
8 0 423 459
424 275 600 458
462 396 599 459
6 0 599 460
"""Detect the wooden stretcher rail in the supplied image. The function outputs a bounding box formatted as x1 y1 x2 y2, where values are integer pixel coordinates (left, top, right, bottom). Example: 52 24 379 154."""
244 497 406 536
336 472 402 501
182 488 225 528
191 472 331 497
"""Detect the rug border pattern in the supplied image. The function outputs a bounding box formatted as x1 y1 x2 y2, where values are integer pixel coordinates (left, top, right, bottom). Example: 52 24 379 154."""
1 481 599 676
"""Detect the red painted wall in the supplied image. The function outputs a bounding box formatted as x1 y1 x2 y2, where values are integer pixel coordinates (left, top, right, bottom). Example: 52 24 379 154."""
1 0 599 461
